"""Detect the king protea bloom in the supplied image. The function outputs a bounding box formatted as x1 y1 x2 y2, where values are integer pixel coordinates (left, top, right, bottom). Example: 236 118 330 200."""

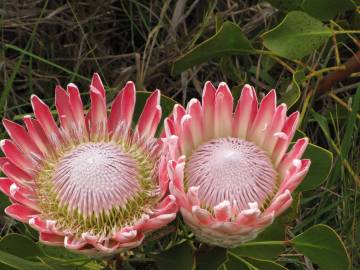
0 74 177 255
163 82 310 247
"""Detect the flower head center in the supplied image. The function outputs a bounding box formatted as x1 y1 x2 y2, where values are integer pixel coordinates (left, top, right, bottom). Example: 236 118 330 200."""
36 139 159 236
53 142 139 216
186 137 277 210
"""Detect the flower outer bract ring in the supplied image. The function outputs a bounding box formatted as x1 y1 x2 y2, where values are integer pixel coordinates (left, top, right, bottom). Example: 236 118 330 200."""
163 82 310 248
0 74 177 255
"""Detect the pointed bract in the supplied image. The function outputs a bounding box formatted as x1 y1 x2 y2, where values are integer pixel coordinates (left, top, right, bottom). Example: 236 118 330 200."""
0 74 177 256
165 82 310 248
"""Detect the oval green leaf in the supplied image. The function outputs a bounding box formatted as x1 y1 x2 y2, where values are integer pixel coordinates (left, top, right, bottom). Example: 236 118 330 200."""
262 11 332 60
293 129 306 142
0 234 43 260
39 256 99 270
226 253 249 270
279 69 305 109
302 0 356 21
231 222 285 260
291 224 350 270
296 143 333 191
227 253 288 270
0 234 45 270
196 246 228 270
39 245 88 261
0 250 50 270
154 242 195 270
172 22 255 75
245 258 288 270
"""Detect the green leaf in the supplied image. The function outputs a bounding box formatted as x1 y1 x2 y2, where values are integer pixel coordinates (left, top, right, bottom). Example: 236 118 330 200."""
293 129 306 141
39 257 98 270
244 258 288 270
0 234 44 260
172 22 255 75
39 244 88 261
133 91 178 134
196 246 228 270
296 143 333 191
291 224 350 270
0 250 51 270
253 221 285 243
231 85 243 108
216 18 247 84
0 234 45 270
231 226 285 261
226 253 249 270
303 0 356 21
0 193 10 213
262 11 332 60
277 192 300 226
231 242 284 261
154 242 195 270
226 253 288 270
0 235 97 270
279 69 305 108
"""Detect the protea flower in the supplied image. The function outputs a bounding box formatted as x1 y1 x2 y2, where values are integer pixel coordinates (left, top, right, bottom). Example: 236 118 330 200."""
0 74 177 255
163 82 310 247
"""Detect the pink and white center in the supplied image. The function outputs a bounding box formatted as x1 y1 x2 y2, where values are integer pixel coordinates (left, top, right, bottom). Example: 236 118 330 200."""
52 142 139 217
186 137 277 211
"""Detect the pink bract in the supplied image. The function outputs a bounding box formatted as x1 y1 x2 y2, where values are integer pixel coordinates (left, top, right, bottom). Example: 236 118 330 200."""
0 74 177 256
163 82 310 247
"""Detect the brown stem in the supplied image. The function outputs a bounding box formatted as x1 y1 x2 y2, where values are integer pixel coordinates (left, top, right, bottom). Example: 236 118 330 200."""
316 49 360 96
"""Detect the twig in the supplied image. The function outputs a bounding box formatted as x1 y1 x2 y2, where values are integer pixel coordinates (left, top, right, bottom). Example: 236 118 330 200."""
316 49 360 96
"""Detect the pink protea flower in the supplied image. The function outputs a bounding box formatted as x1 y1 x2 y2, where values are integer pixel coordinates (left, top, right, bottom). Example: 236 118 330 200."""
163 82 310 247
0 74 177 255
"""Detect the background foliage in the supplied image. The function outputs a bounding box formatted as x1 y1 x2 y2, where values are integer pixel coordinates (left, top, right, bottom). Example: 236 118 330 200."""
1 0 359 269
